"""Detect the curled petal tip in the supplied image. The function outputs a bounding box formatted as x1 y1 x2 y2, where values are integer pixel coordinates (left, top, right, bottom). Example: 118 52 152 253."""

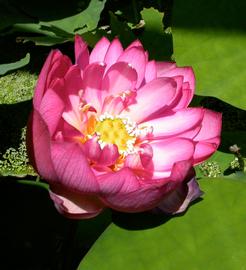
155 175 203 215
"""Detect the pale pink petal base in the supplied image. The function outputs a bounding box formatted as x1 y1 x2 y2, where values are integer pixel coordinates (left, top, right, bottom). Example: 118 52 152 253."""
49 189 104 219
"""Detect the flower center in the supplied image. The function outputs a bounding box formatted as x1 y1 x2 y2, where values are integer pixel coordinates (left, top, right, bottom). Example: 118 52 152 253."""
95 114 137 155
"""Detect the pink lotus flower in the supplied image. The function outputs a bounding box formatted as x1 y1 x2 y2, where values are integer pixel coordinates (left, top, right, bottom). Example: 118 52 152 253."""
27 36 222 219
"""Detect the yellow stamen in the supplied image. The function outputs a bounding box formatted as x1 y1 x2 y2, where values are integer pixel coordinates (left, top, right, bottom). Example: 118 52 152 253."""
95 116 136 154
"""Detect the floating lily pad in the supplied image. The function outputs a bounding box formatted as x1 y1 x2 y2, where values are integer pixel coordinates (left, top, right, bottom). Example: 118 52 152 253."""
0 53 30 76
78 178 246 270
172 0 246 110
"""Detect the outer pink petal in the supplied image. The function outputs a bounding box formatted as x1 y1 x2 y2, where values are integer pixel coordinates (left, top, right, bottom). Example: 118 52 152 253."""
39 88 65 136
193 110 222 165
125 39 144 50
117 46 146 88
98 168 140 195
89 37 110 64
74 34 87 59
163 75 183 107
150 138 195 172
176 126 202 140
143 108 204 139
172 88 193 111
64 66 82 105
102 61 137 95
192 110 221 164
156 61 177 76
124 77 177 123
83 62 106 111
194 109 222 142
50 141 99 193
74 35 89 70
145 76 187 120
33 50 63 109
145 60 157 83
156 174 203 214
64 65 83 96
49 188 104 219
27 110 57 181
104 38 124 68
100 160 193 212
161 66 195 94
193 141 218 164
46 55 72 90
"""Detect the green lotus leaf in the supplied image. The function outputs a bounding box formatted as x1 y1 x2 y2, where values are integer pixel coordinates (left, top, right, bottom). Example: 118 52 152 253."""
0 53 30 76
78 178 246 270
172 0 246 110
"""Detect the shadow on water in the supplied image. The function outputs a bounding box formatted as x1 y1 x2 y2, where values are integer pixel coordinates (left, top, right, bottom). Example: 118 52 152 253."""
112 211 172 231
0 179 111 270
112 197 203 231
0 179 72 270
